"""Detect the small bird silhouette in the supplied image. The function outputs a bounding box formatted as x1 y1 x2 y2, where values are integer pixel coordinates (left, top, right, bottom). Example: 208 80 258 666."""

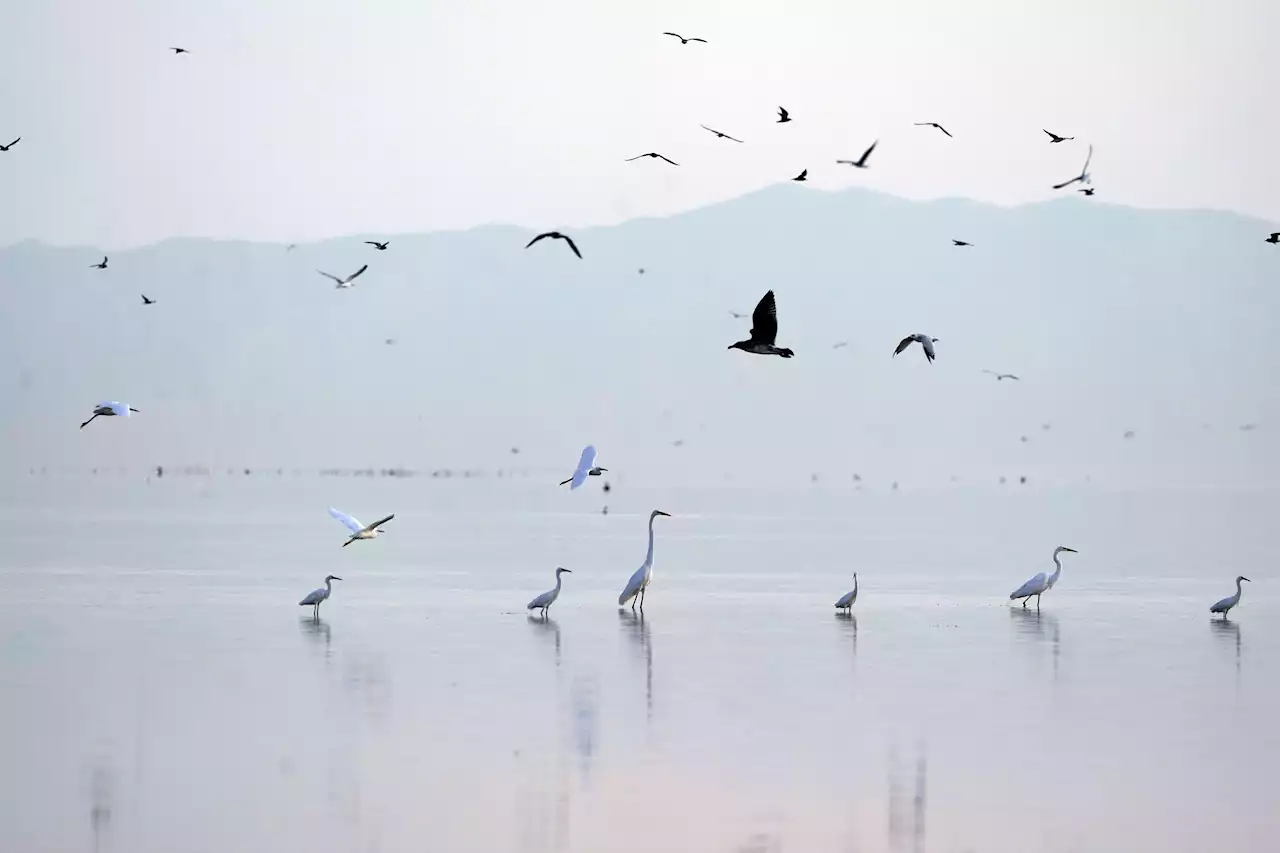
1044 129 1073 143
1079 188 1096 196
776 106 791 123
728 290 794 358
982 370 1019 381
0 137 19 151
141 294 155 305
728 310 748 319
952 239 972 247
662 32 706 44
171 47 190 55
316 264 368 288
625 152 679 165
365 241 389 250
285 243 297 251
894 334 938 363
832 341 849 349
1265 232 1279 244
792 169 808 182
914 122 952 137
90 256 108 269
700 124 743 143
836 140 878 169
526 231 582 259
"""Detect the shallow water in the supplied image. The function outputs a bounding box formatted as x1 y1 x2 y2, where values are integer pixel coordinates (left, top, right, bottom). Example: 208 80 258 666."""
1 477 1276 852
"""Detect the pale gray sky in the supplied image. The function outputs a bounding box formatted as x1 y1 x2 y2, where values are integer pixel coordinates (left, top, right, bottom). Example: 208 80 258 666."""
1 0 1277 248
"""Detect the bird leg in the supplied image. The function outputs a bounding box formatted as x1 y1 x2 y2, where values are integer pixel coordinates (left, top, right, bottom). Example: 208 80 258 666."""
639 587 646 609
1021 597 1028 609
79 414 99 429
1035 594 1041 610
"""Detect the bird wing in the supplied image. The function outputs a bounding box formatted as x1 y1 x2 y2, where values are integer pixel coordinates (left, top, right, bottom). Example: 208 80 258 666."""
1081 143 1093 175
362 513 394 532
922 338 936 361
328 506 364 533
1052 175 1081 190
835 590 856 607
6 138 18 147
1209 595 1232 612
624 154 647 161
859 140 878 163
618 564 647 605
893 335 914 356
749 290 779 345
778 107 788 118
1010 572 1048 599
939 126 952 137
689 38 707 43
364 241 379 246
560 234 582 258
576 445 597 474
316 269 344 283
525 233 550 249
1043 129 1055 139
102 401 131 416
299 588 326 605
657 154 679 165
1005 374 1020 381
528 589 554 609
662 32 681 38
346 264 369 282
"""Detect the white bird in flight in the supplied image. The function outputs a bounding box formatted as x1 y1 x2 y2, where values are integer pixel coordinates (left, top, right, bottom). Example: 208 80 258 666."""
835 573 858 611
1209 575 1250 619
1009 546 1077 608
1052 143 1093 190
560 445 607 488
299 575 342 618
894 334 938 363
328 506 394 547
527 567 572 617
316 264 368 288
618 510 672 611
80 401 139 429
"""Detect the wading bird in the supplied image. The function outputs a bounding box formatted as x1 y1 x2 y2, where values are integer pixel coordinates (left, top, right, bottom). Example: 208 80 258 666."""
894 334 938 363
365 241 389 250
1210 576 1250 619
700 125 743 142
299 575 341 618
316 264 368 288
914 122 952 137
728 290 794 357
90 256 108 269
328 506 394 547
982 370 1020 381
80 401 139 429
1009 546 1077 608
662 32 706 44
1052 143 1093 189
625 152 679 165
835 573 858 611
618 510 672 610
0 137 19 151
527 567 572 617
1044 129 1073 143
837 140 878 169
560 445 606 489
776 106 791 123
525 231 581 259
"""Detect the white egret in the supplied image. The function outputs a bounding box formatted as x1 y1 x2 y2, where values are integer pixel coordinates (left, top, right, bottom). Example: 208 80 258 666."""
316 264 368 288
835 573 858 611
618 510 672 610
1009 546 1077 608
527 567 572 617
80 401 139 429
1209 575 1250 619
299 574 342 617
560 445 607 488
328 506 394 547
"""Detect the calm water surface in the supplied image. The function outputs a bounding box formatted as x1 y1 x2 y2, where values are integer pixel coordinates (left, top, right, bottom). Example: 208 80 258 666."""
1 478 1276 852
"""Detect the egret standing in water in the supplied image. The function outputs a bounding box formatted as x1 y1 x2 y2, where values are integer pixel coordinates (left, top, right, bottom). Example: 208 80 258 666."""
835 573 858 611
1009 546 1077 608
328 506 394 547
618 510 672 611
80 401 139 429
299 575 342 618
527 567 572 617
560 445 606 488
1209 576 1250 619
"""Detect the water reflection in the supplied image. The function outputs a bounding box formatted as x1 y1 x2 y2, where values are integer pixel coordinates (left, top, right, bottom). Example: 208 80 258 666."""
528 614 562 670
834 611 857 657
1009 607 1062 680
571 675 598 786
87 757 115 853
1211 618 1242 674
887 746 929 853
618 609 653 723
299 615 332 661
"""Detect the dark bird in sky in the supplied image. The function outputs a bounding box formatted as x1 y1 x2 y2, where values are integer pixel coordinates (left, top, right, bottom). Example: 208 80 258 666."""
171 47 190 54
526 231 582 259
141 294 155 305
836 140 878 169
952 239 972 247
894 334 938 363
90 256 108 269
1079 188 1096 196
729 310 748 319
777 106 791 123
792 169 808 182
0 138 19 151
285 243 297 251
982 370 1019 381
728 290 794 358
914 122 952 137
1044 130 1073 143
1266 232 1279 244
662 32 706 44
832 341 849 349
625 152 679 165
1052 143 1093 190
700 124 743 143
365 241 389 250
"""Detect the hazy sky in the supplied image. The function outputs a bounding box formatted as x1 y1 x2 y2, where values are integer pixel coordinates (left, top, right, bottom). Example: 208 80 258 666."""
1 0 1277 247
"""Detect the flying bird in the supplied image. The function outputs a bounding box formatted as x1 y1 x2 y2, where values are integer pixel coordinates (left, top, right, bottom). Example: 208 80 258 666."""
728 310 748 319
80 401 139 429
1079 188 1096 196
791 169 808 182
835 573 858 611
662 32 706 44
328 506 394 547
316 264 368 288
525 231 581 259
832 341 849 349
1210 576 1250 619
776 106 791 123
1265 232 1279 244
170 47 190 54
836 140 878 169
894 334 938 363
0 138 19 151
299 575 341 618
560 445 607 489
700 124 743 143
1043 130 1073 143
90 256 108 269
982 370 1020 381
141 294 155 305
285 243 297 251
527 567 572 618
618 510 672 610
1009 546 1077 609
1052 143 1093 190
728 290 794 357
914 122 952 137
625 152 679 165
952 239 972 247
365 241 389 250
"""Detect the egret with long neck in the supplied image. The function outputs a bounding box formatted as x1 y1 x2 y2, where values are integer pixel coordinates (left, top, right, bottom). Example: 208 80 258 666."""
527 567 572 618
1009 546 1077 609
835 573 858 611
618 510 672 610
1209 576 1250 619
298 575 342 618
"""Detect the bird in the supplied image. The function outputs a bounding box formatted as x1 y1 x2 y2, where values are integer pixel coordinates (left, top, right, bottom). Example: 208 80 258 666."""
560 445 607 489
328 506 394 547
80 401 139 429
893 334 938 363
700 125 743 142
1052 143 1093 190
316 264 368 288
1009 546 1077 608
625 152 679 165
90 256 108 269
832 341 849 349
662 32 706 44
525 231 581 259
952 239 972 247
836 140 878 169
170 47 190 54
618 510 672 610
835 574 858 611
1044 130 1073 143
1079 188 1096 196
914 122 952 137
1209 576 1250 619
728 310 748 319
791 169 808 182
527 567 572 617
365 241 389 250
140 294 155 305
982 370 1020 381
776 106 791 123
299 575 341 618
728 290 794 357
0 138 19 152
1266 233 1279 244
285 243 297 252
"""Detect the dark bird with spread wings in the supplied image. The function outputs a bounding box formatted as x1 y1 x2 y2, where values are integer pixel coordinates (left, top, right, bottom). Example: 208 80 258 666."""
792 169 807 182
1079 188 1095 196
728 290 794 358
141 294 155 305
171 47 190 54
700 124 743 143
90 256 108 269
983 370 1020 381
952 239 972 247
837 140 878 169
625 152 679 165
776 106 791 123
1265 232 1279 244
1052 143 1093 190
1044 129 1073 143
0 138 19 151
662 32 706 44
894 334 938 363
526 231 582 259
365 241 389 250
914 122 952 137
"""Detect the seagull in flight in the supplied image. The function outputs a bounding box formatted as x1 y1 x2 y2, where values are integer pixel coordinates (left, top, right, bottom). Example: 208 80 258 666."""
662 32 706 44
526 231 582 259
80 401 139 429
952 239 972 247
837 140 878 169
914 122 952 137
776 106 791 123
141 294 155 305
1265 232 1279 244
365 241 389 251
700 124 743 143
792 169 808 182
894 334 938 363
728 290 794 358
625 152 679 165
171 47 190 54
316 264 368 288
560 445 607 489
1079 188 1096 196
1044 130 1073 143
982 370 1020 381
90 256 108 269
328 506 394 547
1052 144 1093 190
0 138 19 151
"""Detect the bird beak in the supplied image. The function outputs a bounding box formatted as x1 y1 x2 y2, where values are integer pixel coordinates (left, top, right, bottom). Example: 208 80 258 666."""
656 511 671 517
1063 547 1078 553
332 576 343 581
562 569 572 573
598 468 608 472
1241 577 1251 582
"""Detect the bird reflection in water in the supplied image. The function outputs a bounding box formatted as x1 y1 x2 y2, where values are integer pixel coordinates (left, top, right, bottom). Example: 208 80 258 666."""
299 615 332 661
834 610 857 657
1009 607 1062 680
887 745 929 853
571 675 598 785
1211 618 1242 675
87 758 114 853
618 609 654 723
528 614 561 670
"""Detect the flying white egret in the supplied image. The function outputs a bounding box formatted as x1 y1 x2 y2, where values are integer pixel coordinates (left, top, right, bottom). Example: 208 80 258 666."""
80 401 139 429
1009 546 1077 608
316 264 368 288
328 506 394 547
835 573 858 611
299 574 342 617
560 445 607 488
618 510 672 610
1209 575 1250 619
527 567 572 617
